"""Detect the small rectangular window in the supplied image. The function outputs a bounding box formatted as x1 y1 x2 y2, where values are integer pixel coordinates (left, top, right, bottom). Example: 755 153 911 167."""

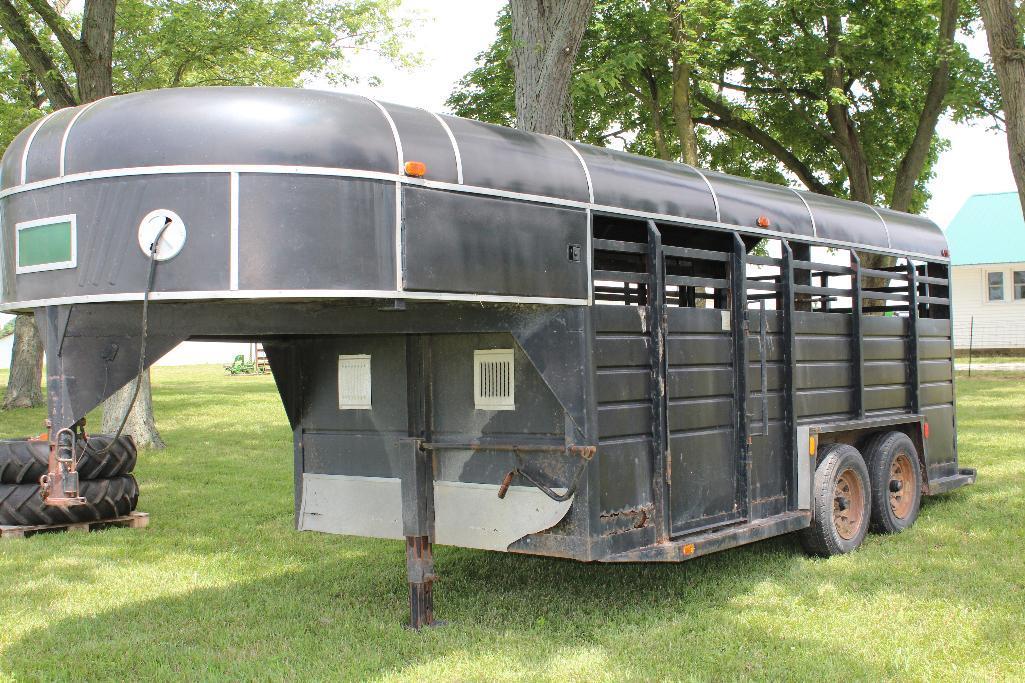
1015 271 1025 300
337 355 372 410
16 215 76 274
473 349 515 410
988 272 1004 301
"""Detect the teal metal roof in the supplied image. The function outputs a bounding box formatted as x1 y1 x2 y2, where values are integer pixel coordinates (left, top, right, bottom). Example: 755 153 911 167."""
945 192 1025 265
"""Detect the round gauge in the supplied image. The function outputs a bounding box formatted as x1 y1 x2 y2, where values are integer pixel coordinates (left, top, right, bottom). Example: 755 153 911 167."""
137 209 187 261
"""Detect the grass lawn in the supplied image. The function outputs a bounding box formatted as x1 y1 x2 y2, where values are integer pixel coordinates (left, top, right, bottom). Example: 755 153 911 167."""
0 365 1022 681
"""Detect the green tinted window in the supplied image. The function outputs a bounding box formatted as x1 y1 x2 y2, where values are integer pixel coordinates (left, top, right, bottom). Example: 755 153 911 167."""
17 219 74 270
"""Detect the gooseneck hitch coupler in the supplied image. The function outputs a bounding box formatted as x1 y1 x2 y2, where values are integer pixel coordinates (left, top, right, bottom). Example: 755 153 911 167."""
39 423 87 507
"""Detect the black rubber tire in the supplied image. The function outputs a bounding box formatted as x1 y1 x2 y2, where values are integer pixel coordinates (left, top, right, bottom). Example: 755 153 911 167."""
0 435 137 484
0 475 139 527
861 431 922 534
799 443 871 557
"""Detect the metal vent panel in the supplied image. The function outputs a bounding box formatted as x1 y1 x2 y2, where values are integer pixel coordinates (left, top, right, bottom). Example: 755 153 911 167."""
338 354 372 409
473 349 514 410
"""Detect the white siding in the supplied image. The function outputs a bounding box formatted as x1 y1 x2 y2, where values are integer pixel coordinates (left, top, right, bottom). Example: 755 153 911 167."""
951 262 1025 349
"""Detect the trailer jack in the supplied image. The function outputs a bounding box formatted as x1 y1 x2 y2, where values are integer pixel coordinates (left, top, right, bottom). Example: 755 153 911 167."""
39 422 86 507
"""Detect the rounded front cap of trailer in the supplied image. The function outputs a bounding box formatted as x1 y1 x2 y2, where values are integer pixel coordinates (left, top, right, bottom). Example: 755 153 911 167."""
1 88 405 187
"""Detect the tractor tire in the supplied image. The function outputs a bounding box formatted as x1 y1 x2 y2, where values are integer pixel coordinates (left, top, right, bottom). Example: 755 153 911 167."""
862 431 922 534
799 443 871 557
0 475 139 527
0 435 137 484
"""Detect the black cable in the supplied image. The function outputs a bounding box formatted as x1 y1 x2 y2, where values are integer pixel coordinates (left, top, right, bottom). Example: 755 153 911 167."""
93 218 172 456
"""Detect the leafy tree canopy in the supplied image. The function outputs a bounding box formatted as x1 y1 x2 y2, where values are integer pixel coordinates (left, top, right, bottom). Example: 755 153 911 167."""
450 0 997 212
0 0 418 150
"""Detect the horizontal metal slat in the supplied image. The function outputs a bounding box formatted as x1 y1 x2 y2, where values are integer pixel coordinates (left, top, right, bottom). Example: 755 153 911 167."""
860 267 909 281
666 274 729 289
918 296 950 306
662 245 730 262
594 270 648 284
794 260 853 275
746 254 781 266
794 284 852 298
593 238 647 254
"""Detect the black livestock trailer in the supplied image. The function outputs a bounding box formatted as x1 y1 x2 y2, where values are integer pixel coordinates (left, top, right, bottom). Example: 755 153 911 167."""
0 87 974 628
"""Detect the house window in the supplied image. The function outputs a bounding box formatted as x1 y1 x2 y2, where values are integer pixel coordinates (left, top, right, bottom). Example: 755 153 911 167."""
988 272 1004 301
1015 271 1025 301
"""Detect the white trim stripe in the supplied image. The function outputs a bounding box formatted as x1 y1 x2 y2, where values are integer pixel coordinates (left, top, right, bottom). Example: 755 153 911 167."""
864 204 892 249
229 172 240 290
59 100 102 177
557 139 594 203
20 112 60 185
361 96 404 291
427 111 463 184
790 189 817 238
682 164 721 223
0 289 591 313
0 163 949 264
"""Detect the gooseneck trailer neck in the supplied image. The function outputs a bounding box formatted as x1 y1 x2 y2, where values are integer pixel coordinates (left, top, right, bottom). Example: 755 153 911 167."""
0 87 972 629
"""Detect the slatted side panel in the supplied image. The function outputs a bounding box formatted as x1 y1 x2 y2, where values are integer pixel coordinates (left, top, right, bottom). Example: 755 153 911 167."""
918 317 957 479
593 305 654 529
794 311 856 422
666 307 740 534
745 312 788 515
863 316 912 414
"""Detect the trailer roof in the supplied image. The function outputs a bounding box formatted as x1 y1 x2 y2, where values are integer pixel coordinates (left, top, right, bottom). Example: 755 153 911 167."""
0 87 947 259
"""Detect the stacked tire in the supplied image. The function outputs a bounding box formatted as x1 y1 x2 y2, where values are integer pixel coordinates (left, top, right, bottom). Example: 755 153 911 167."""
0 435 138 527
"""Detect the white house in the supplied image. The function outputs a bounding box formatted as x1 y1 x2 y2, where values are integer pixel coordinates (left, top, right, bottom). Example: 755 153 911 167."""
946 192 1025 350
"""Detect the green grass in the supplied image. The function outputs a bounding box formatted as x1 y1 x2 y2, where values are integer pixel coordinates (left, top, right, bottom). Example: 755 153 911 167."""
1 366 1022 681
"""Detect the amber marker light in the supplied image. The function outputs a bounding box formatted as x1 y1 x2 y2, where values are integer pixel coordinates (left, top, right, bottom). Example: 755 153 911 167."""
757 215 771 228
404 161 427 177
809 434 818 457
682 544 696 556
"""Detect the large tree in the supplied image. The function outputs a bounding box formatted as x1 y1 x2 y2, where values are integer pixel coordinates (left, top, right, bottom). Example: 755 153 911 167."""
453 0 994 216
509 0 595 136
978 0 1025 217
0 0 414 444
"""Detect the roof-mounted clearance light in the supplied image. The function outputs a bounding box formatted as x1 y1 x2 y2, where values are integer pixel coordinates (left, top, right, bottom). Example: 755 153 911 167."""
404 161 427 178
757 215 771 228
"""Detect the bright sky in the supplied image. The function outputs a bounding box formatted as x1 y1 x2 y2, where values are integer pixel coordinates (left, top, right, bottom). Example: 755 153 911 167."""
339 0 1014 230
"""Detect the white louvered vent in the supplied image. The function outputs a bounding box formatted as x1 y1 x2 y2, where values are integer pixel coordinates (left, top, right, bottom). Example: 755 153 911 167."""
473 349 515 410
338 355 372 410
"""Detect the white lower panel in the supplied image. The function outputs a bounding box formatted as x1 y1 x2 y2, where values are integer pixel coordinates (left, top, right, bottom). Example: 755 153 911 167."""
299 473 573 552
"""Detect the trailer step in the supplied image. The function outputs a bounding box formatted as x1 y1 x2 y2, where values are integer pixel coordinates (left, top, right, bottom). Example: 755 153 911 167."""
926 469 976 496
0 512 149 540
601 511 811 563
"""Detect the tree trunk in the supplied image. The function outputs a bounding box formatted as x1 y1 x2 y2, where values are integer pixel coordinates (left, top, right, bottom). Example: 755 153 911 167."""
101 371 165 450
978 0 1025 219
77 0 116 102
2 315 44 410
509 0 594 137
671 61 699 166
890 0 959 212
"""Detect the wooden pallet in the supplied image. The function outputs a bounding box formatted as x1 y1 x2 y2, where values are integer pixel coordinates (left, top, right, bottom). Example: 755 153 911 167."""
0 512 149 540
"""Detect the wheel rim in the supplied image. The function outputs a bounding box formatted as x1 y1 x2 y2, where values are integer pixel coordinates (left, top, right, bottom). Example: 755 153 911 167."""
832 468 865 540
889 452 916 519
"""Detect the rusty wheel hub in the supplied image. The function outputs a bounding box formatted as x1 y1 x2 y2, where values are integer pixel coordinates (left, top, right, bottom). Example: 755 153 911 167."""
832 468 864 540
889 453 915 519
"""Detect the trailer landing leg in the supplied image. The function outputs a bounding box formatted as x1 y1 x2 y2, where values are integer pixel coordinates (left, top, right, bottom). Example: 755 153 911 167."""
400 438 439 629
406 535 437 629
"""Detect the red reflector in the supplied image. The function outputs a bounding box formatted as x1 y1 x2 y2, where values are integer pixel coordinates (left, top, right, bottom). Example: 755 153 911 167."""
941 249 950 258
923 422 930 439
